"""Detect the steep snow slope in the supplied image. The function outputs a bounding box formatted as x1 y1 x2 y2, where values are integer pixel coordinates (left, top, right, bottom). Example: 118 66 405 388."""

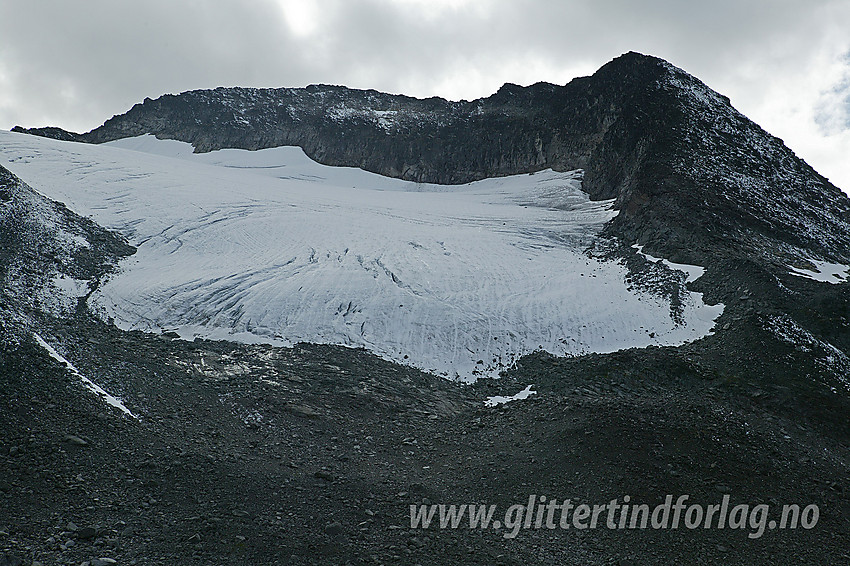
0 132 722 378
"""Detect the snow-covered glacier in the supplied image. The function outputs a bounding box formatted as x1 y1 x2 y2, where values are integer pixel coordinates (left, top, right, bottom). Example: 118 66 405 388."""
0 131 723 379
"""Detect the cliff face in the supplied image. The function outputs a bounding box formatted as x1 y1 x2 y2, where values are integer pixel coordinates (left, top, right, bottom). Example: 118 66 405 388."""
13 52 850 269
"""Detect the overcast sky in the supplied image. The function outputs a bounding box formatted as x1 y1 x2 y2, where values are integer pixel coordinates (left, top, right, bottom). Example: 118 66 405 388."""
1 0 849 191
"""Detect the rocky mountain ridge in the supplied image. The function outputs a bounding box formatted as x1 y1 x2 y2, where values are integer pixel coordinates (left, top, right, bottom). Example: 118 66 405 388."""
14 52 850 276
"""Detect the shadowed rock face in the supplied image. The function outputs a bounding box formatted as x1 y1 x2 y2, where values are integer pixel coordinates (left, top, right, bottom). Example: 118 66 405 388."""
12 52 850 269
0 164 134 306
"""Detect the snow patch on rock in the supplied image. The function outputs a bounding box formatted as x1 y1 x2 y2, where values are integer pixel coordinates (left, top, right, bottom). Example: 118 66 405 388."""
788 259 850 284
33 332 137 418
485 384 537 407
632 244 706 284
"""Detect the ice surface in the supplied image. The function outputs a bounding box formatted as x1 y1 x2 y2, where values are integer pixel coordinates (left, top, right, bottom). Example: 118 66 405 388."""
2 132 724 379
33 333 137 417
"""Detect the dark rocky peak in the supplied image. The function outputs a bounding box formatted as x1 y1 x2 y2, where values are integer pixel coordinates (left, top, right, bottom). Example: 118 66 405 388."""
490 82 529 101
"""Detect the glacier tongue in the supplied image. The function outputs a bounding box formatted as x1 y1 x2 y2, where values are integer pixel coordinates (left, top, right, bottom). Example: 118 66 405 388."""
1 132 723 379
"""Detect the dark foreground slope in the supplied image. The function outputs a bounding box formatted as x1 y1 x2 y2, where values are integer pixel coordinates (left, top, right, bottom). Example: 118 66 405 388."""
4 305 849 565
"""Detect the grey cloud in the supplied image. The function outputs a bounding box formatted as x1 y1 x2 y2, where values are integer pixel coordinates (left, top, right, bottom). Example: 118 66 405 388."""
814 52 850 134
0 0 848 135
0 0 304 131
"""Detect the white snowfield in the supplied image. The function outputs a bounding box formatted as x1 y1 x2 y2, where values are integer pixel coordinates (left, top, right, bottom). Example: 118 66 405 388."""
1 132 723 379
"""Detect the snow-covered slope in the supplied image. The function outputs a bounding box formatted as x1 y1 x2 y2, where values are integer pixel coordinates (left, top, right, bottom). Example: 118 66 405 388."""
0 131 723 378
